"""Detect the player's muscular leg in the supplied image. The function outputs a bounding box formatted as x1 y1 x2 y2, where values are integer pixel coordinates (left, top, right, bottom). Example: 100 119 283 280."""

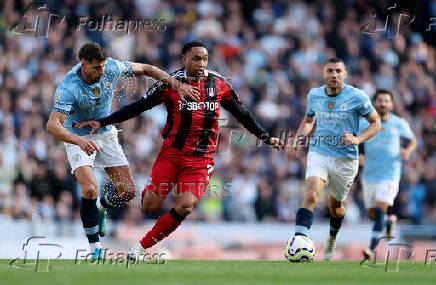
329 195 345 218
105 165 136 201
175 191 199 217
142 191 167 214
75 166 98 199
301 176 326 210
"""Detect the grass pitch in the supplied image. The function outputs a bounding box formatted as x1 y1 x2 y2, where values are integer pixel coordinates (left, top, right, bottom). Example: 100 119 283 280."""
1 259 435 285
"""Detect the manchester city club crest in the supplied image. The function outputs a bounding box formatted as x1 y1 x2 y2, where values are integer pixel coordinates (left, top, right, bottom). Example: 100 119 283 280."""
92 86 100 97
340 102 347 111
328 101 334 111
103 81 112 90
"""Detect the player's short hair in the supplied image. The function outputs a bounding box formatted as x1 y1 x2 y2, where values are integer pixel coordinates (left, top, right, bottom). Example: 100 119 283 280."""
182 40 207 55
374 89 394 102
78 42 108 62
324 57 345 66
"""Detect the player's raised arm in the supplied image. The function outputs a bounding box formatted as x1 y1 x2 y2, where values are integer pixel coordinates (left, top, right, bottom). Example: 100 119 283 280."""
75 79 167 135
220 94 284 150
47 111 100 155
128 61 200 103
74 97 149 135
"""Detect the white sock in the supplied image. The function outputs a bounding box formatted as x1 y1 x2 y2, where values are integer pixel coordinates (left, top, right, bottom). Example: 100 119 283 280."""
90 241 102 252
96 197 105 211
135 242 144 251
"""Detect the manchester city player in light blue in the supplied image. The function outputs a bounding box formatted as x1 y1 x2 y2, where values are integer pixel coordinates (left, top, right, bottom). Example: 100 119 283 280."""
46 42 200 260
285 58 381 260
360 89 416 261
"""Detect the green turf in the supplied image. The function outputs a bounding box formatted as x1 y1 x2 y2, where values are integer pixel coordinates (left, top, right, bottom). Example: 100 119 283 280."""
1 259 436 285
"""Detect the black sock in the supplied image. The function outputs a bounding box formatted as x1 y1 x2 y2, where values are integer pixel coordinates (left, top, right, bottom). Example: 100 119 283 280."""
295 208 313 237
100 195 111 209
386 217 393 230
370 207 386 251
329 215 344 237
101 183 127 207
80 197 99 243
170 208 186 223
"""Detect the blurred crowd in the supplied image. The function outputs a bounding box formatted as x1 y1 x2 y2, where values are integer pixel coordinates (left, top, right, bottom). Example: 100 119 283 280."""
0 0 435 226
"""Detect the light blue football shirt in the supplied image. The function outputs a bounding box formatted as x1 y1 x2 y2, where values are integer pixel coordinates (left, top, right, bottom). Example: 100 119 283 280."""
306 84 374 159
360 113 414 182
52 57 133 136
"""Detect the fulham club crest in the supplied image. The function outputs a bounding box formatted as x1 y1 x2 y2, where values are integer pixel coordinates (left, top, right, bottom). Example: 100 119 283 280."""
207 87 215 97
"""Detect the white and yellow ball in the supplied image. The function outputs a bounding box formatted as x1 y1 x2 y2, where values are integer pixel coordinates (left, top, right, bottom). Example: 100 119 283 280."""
284 235 315 262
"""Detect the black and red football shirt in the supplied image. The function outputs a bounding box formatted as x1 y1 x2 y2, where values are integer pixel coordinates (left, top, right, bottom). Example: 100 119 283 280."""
99 68 270 158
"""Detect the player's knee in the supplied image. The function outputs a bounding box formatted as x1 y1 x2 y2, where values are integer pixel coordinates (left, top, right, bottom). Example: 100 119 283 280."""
174 202 195 217
81 183 98 199
115 179 136 201
142 200 160 214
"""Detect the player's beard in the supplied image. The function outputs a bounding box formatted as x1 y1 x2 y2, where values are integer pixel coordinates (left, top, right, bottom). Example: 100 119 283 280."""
376 108 388 117
93 75 102 83
326 79 342 95
81 69 100 84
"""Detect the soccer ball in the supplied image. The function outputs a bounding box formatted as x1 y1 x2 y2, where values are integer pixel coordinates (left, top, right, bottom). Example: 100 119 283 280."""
284 235 315 262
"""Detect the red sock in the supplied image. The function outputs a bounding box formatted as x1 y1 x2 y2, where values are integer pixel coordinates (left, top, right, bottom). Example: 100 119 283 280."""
139 211 182 249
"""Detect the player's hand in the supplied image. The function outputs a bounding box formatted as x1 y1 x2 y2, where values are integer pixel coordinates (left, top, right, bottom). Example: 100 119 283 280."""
73 120 101 136
177 83 201 103
285 137 300 160
76 137 100 156
266 137 284 150
341 131 360 146
400 148 412 161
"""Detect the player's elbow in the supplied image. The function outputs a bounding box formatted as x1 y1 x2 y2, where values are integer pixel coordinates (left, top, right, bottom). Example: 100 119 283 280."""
46 120 55 135
141 64 153 76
